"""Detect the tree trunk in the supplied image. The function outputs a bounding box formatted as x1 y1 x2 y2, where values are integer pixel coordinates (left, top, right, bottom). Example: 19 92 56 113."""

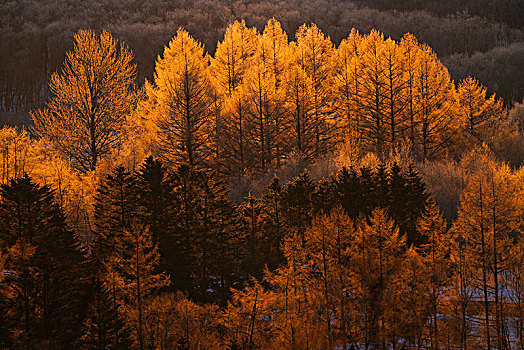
479 183 492 350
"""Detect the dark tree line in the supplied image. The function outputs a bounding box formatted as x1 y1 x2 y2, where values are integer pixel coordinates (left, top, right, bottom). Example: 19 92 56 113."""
0 157 431 347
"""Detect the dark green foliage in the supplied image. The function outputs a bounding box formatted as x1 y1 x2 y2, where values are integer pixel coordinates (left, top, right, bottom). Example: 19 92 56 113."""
89 166 140 348
240 176 287 278
335 167 363 221
387 163 410 232
237 175 292 279
238 171 345 281
167 164 243 304
258 177 286 270
320 163 430 245
92 166 138 261
312 175 338 215
134 156 176 279
374 162 390 208
279 171 316 243
135 156 175 243
358 166 378 215
404 165 431 244
238 194 265 279
0 176 87 348
91 159 245 304
81 273 133 350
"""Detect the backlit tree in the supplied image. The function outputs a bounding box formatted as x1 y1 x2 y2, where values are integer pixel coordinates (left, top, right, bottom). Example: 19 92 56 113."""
146 29 213 167
32 30 136 172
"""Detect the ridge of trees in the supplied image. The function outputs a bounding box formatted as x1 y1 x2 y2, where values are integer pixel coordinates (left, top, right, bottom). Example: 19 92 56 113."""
29 22 514 177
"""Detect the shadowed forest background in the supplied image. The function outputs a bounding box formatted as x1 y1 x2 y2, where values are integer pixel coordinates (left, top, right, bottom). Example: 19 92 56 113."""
0 1 524 349
1 0 524 126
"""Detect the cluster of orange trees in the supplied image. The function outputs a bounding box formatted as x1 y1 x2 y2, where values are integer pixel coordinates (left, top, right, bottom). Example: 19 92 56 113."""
31 19 503 175
0 19 523 350
1 151 522 349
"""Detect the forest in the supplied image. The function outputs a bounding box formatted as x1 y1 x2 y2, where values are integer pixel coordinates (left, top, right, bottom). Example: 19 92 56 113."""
0 1 524 349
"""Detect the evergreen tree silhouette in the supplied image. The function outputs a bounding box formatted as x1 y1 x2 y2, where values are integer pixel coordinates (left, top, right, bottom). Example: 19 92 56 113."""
0 176 87 347
134 156 176 278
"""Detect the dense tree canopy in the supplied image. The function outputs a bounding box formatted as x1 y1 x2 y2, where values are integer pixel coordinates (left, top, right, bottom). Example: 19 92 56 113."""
0 12 523 349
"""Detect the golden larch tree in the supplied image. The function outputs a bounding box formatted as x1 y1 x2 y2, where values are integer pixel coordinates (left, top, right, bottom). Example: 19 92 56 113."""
349 208 406 348
333 29 363 138
381 37 408 149
32 30 136 172
283 57 315 158
357 30 389 156
400 33 421 149
243 19 292 170
210 20 258 96
219 85 253 176
412 43 458 159
417 200 452 348
115 224 170 349
301 207 354 347
146 29 213 167
260 18 291 88
295 23 335 158
457 77 503 138
452 165 519 349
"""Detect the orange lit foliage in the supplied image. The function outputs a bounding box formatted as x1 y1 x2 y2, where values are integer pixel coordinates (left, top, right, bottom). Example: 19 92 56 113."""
451 163 522 349
32 30 136 172
145 29 214 167
332 29 363 137
131 19 507 178
0 127 94 238
333 30 463 159
0 127 35 183
210 20 258 97
112 224 170 349
243 27 288 171
457 76 503 138
10 21 520 350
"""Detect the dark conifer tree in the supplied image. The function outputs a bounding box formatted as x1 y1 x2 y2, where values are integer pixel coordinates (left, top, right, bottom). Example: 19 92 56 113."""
134 156 176 277
386 163 430 245
198 168 242 304
373 162 390 209
312 175 338 215
87 166 138 349
81 276 133 350
358 166 378 216
135 157 173 241
92 166 137 261
238 194 265 279
279 171 316 244
404 165 430 244
168 164 200 295
387 162 409 231
258 176 286 271
0 176 86 348
335 166 363 221
170 165 242 304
